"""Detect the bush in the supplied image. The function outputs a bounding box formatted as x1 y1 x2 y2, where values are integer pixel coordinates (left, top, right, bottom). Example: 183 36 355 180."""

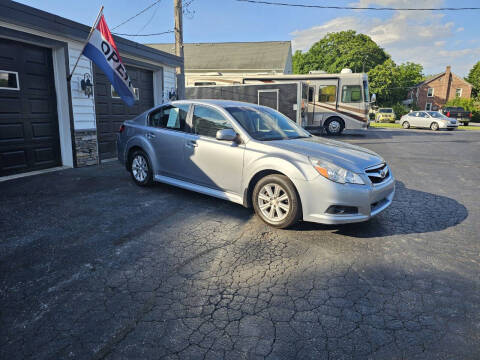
472 111 480 123
392 103 409 120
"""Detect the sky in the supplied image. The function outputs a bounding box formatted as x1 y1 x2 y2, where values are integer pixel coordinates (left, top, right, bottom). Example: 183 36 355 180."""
16 0 480 76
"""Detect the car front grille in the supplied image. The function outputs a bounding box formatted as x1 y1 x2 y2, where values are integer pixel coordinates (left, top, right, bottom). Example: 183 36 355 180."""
365 163 390 184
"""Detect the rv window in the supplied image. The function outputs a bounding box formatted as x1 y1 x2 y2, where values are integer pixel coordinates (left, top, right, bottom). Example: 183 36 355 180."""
363 80 369 102
194 82 216 86
318 85 336 103
341 85 362 103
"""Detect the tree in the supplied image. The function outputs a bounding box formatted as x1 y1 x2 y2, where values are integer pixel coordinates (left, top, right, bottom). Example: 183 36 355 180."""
465 61 480 98
368 60 424 106
292 30 389 74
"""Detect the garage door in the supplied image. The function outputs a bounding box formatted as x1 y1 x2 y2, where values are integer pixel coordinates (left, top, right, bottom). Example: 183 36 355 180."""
0 38 60 176
94 64 154 160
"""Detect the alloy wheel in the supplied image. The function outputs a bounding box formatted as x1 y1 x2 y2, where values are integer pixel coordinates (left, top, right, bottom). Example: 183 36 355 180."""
257 183 290 222
132 155 148 182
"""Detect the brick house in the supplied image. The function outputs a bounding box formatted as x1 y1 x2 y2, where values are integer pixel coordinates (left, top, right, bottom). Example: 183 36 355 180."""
407 66 472 111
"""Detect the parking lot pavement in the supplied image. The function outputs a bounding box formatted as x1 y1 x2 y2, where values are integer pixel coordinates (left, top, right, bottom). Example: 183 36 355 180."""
1 128 479 359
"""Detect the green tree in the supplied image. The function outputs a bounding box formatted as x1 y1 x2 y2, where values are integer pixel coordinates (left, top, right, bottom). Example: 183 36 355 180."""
465 61 480 98
368 60 424 106
292 30 389 74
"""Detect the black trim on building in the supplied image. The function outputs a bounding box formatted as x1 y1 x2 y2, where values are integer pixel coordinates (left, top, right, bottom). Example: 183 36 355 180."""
0 1 183 68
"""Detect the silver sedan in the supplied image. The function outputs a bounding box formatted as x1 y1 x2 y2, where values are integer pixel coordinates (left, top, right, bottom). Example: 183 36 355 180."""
400 111 458 131
117 100 395 228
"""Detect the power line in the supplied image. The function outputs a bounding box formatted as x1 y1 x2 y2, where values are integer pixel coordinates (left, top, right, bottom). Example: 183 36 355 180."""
235 0 480 11
112 30 174 37
112 0 162 30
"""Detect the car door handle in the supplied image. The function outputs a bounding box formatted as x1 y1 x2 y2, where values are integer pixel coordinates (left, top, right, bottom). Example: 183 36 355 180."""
146 132 156 139
186 140 198 148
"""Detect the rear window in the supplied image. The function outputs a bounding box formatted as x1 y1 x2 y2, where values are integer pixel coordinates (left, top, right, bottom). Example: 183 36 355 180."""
379 109 393 113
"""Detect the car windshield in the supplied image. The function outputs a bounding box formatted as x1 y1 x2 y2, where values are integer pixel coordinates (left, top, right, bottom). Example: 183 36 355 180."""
379 109 393 113
226 106 311 141
427 111 446 118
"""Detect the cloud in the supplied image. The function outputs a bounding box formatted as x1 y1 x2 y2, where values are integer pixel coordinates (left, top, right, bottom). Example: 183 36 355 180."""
457 27 464 32
290 0 477 76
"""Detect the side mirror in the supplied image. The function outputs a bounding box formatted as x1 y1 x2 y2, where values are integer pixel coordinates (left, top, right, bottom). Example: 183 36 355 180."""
370 93 376 103
216 128 237 142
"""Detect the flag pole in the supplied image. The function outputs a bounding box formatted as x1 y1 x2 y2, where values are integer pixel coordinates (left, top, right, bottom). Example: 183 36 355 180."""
67 6 104 81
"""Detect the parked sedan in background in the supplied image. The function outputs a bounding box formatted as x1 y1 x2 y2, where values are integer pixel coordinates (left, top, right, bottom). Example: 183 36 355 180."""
117 100 395 228
375 108 396 123
400 111 458 131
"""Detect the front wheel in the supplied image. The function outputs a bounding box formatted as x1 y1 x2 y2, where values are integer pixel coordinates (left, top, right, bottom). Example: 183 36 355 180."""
324 118 344 136
430 122 439 131
130 150 153 186
252 174 301 229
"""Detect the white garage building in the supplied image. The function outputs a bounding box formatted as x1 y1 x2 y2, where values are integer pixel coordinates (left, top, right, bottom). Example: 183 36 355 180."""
0 1 182 177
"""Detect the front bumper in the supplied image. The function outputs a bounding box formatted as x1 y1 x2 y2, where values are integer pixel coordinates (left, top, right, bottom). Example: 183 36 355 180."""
297 172 395 225
439 122 458 129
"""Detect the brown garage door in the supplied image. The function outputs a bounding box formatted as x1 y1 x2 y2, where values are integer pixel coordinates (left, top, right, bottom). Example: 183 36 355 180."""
0 38 60 176
94 64 154 160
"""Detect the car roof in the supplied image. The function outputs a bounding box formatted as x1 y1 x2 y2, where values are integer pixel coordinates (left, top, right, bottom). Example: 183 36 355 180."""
173 99 263 108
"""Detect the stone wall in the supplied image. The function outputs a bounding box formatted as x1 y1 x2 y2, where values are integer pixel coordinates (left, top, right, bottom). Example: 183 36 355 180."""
74 130 98 167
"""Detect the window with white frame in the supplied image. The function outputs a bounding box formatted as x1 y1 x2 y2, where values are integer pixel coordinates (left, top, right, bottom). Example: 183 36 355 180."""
427 88 434 97
0 70 20 90
425 103 432 111
455 88 462 97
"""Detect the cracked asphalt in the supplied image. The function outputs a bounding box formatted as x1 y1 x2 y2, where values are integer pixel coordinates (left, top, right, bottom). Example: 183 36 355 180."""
1 128 479 359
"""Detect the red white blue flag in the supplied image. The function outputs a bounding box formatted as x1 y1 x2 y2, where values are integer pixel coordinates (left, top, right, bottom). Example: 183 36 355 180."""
83 15 135 106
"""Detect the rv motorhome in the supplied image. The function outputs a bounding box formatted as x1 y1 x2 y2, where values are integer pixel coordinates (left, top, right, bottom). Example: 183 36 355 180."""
186 69 374 135
242 70 372 135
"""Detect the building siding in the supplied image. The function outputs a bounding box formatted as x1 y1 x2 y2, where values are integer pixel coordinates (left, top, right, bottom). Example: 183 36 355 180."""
163 66 176 101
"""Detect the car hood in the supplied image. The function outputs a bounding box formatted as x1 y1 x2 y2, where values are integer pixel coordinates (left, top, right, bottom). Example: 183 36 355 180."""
268 136 384 172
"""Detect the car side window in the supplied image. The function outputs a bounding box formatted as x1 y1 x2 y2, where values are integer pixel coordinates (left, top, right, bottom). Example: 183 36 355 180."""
150 104 189 131
192 105 232 138
418 112 427 117
410 112 418 117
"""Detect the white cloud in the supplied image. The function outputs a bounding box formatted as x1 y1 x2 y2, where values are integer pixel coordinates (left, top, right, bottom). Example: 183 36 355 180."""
291 0 477 76
457 27 464 32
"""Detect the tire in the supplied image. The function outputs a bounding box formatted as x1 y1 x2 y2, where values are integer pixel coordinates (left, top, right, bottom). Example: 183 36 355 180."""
464 122 469 126
402 121 410 129
252 174 301 229
324 117 344 136
430 122 439 131
129 149 153 186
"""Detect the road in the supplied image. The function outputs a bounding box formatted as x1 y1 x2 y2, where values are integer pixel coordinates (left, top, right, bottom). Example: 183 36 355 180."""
1 128 479 359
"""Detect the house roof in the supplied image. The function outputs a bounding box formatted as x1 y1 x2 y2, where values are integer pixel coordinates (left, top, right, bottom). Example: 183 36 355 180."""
414 71 472 88
147 41 292 71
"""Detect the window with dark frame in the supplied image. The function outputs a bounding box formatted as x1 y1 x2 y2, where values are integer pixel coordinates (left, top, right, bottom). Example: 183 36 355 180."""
0 70 20 90
192 105 232 138
149 104 189 131
341 85 362 103
318 85 336 103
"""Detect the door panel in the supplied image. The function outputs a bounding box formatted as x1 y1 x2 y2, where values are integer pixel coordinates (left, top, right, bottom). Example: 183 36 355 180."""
0 38 60 176
148 128 187 179
94 64 155 160
183 134 244 193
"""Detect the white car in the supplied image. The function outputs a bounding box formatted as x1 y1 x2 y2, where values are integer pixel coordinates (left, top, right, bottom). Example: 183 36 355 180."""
400 111 458 131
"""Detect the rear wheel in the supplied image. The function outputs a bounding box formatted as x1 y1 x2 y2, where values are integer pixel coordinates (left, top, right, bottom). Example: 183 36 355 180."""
402 121 410 129
252 174 301 229
463 122 469 126
324 117 344 136
130 150 153 186
430 122 439 131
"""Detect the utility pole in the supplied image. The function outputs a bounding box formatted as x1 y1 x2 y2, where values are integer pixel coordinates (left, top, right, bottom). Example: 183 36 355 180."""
174 0 185 99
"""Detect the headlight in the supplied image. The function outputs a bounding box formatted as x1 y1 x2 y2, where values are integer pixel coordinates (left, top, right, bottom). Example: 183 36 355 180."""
309 158 365 185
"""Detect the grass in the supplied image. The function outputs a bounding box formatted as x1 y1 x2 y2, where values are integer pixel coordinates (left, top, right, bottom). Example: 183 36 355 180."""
370 122 480 130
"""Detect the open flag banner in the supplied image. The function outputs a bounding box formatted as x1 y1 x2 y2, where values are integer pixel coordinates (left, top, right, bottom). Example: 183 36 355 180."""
83 15 135 106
